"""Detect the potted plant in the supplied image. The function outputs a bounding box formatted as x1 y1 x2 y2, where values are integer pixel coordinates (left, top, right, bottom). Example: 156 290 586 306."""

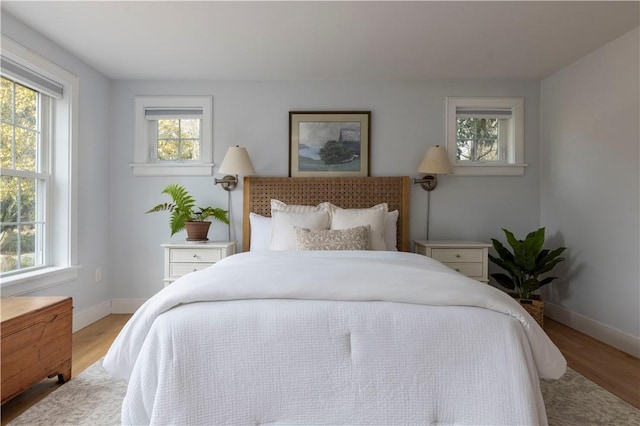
488 227 566 328
146 183 229 241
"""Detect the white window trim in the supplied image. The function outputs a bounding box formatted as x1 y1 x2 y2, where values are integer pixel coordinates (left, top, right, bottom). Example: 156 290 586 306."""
131 96 214 176
0 36 79 295
446 97 527 176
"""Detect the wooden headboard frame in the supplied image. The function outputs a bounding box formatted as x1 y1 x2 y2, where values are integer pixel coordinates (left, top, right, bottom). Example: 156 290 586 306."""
242 176 410 252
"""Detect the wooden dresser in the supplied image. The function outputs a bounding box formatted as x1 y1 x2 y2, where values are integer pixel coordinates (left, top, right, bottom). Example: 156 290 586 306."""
1 296 73 404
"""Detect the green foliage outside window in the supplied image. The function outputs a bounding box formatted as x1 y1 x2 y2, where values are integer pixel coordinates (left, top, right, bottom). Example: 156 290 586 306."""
156 118 200 161
456 117 499 162
1 76 42 273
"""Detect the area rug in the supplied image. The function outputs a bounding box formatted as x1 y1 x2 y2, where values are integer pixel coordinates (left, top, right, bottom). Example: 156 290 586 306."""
8 360 640 426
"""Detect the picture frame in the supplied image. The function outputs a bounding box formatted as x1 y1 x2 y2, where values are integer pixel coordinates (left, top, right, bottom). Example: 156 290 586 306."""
289 111 371 177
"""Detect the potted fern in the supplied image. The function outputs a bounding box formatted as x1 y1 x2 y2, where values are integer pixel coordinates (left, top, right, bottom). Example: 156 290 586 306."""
146 183 229 241
488 227 566 327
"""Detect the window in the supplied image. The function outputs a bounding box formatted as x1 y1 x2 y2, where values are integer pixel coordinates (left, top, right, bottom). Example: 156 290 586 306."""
131 96 213 176
446 97 526 176
1 77 47 274
1 35 79 294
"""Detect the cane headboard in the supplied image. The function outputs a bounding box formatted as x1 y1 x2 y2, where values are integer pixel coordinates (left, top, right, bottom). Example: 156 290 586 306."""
242 176 410 252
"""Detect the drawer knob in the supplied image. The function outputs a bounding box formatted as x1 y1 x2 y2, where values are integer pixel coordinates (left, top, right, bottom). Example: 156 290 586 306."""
455 268 460 272
456 254 461 258
193 268 197 272
192 254 198 258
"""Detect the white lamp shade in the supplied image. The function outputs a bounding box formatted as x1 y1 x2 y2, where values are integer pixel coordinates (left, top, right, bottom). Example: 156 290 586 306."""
417 145 453 174
218 146 255 175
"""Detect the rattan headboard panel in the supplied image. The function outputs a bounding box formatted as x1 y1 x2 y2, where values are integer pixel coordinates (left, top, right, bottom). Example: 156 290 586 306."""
243 176 410 252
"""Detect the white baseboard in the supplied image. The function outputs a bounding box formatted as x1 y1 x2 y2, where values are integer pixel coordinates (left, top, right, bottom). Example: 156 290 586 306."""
73 300 111 333
110 298 146 314
73 299 146 332
545 301 640 358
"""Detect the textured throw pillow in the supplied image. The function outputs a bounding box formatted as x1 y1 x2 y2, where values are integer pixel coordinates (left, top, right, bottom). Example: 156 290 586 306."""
270 210 330 250
249 212 271 251
295 225 371 251
324 203 388 251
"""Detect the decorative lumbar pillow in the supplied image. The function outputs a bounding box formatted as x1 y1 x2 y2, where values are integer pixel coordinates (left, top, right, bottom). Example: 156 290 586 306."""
295 225 371 251
270 210 330 250
323 203 388 251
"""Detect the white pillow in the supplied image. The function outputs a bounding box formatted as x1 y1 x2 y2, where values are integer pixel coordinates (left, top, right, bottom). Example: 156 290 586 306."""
249 212 272 251
270 210 330 250
385 209 399 251
325 203 388 251
251 208 399 251
271 199 326 213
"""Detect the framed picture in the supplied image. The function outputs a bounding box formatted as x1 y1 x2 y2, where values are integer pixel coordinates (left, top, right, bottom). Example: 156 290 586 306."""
289 111 371 177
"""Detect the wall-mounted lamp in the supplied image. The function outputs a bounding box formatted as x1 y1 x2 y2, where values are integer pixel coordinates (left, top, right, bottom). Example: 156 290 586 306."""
413 145 453 191
214 146 256 191
412 145 453 239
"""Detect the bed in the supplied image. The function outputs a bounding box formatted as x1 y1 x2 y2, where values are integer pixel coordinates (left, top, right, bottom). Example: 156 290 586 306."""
104 176 566 425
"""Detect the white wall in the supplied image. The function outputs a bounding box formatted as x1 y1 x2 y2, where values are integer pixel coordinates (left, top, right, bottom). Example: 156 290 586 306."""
540 28 640 355
1 13 113 329
109 79 541 299
2 11 549 335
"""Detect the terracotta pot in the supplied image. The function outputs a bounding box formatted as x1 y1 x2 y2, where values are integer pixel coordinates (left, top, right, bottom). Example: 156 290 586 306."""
185 221 211 241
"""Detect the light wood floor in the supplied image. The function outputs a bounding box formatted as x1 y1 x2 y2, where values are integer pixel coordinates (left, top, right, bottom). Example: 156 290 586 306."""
1 315 638 424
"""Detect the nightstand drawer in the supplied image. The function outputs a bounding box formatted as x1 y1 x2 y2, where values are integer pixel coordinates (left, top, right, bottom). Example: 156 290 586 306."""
443 262 483 277
170 248 223 263
413 240 491 283
162 241 236 287
430 248 483 263
170 262 213 276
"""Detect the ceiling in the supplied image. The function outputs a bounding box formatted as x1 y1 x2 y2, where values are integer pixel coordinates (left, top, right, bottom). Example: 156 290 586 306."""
2 1 638 81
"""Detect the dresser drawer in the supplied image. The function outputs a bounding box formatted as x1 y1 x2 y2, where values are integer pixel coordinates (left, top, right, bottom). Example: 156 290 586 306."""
170 262 213 277
430 248 483 263
443 262 483 277
170 248 223 263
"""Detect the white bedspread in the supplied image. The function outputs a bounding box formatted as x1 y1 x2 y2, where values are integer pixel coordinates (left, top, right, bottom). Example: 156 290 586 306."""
104 250 566 425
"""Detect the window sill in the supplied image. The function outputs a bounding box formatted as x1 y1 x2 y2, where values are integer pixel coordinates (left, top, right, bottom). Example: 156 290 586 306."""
452 163 527 176
0 265 81 296
130 163 215 177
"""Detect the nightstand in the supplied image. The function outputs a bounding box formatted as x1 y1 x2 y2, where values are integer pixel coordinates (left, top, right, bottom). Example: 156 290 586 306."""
162 241 236 286
413 240 491 283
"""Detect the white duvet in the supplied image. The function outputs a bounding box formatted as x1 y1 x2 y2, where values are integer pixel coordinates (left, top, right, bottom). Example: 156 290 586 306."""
104 250 566 425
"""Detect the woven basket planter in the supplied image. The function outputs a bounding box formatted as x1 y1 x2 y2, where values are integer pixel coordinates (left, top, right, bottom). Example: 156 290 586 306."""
515 296 544 328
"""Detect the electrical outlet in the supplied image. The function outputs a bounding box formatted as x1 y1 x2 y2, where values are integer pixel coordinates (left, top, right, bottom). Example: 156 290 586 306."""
95 268 102 282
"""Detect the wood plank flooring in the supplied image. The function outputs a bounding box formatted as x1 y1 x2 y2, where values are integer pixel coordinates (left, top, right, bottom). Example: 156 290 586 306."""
544 318 640 409
1 315 638 425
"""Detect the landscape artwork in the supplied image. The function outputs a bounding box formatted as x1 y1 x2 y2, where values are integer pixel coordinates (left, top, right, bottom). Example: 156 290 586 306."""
289 111 370 177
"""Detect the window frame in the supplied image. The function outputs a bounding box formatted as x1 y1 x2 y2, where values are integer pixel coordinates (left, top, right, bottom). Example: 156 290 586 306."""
131 96 213 176
446 97 526 176
1 35 79 295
